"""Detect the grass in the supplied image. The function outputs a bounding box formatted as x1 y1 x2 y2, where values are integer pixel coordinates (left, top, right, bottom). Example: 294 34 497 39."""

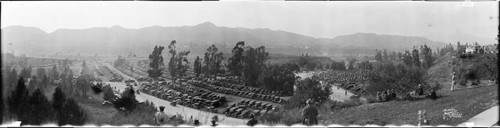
319 85 498 126
79 90 184 126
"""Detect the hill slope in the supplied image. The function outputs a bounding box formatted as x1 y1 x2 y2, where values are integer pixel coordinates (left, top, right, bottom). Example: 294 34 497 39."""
2 23 447 57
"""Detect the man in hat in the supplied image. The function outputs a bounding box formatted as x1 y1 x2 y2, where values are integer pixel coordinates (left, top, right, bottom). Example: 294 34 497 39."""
247 114 258 126
153 106 168 125
302 99 318 125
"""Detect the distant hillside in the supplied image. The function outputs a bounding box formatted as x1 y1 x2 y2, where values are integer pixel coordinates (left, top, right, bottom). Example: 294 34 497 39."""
320 33 447 53
2 23 449 58
2 22 328 57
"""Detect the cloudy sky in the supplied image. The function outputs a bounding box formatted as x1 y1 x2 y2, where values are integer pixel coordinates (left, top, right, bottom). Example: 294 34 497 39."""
2 1 498 39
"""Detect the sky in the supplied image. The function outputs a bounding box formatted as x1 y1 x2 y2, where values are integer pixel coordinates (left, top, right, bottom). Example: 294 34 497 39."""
1 1 498 39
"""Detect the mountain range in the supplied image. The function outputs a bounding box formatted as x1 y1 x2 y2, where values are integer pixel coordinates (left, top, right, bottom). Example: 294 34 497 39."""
2 22 492 58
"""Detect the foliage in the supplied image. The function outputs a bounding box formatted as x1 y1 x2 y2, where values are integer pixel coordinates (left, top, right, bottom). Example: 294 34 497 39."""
52 87 66 111
203 44 224 78
285 78 331 109
114 55 127 67
329 61 346 70
227 41 245 76
375 49 383 62
357 61 373 70
193 56 202 77
26 88 54 125
51 65 59 81
347 58 356 70
113 86 138 112
420 44 433 69
75 74 92 98
148 45 165 79
168 40 191 80
58 98 88 126
257 64 298 96
7 77 30 119
242 46 269 87
412 48 421 67
102 84 116 101
367 62 427 95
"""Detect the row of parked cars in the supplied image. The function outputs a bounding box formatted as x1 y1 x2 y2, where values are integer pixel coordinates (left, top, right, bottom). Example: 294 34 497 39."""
141 82 225 113
188 79 286 103
223 102 277 119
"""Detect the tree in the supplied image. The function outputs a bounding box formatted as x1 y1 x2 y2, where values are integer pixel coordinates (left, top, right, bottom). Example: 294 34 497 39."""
51 65 59 81
285 77 331 109
27 88 54 125
75 75 91 98
242 46 269 87
148 45 165 79
193 56 202 77
102 84 116 101
168 40 191 80
420 44 433 69
203 44 224 78
258 64 297 96
375 50 383 62
36 68 47 82
175 51 191 79
7 77 30 119
58 98 87 126
20 67 32 80
382 49 388 62
52 87 66 111
358 61 373 70
412 48 421 67
227 41 245 76
113 86 138 112
403 50 413 66
348 58 357 70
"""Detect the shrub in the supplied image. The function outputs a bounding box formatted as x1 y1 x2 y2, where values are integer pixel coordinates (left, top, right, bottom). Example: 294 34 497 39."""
58 98 87 126
25 88 54 125
102 84 116 101
367 63 427 95
7 77 30 119
284 78 331 109
113 86 138 112
52 87 66 111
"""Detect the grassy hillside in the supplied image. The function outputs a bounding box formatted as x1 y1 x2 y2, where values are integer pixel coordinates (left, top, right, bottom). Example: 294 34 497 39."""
316 53 498 126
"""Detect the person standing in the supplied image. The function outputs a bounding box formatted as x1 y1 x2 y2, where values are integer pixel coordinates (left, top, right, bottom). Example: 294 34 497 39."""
302 99 318 125
153 106 168 125
451 72 457 91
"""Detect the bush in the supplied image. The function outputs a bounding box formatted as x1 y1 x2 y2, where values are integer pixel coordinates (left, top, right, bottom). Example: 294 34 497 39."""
284 78 331 109
113 86 138 112
25 89 54 125
102 84 116 101
52 87 66 111
367 63 427 95
91 83 104 94
7 77 30 119
58 98 87 126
